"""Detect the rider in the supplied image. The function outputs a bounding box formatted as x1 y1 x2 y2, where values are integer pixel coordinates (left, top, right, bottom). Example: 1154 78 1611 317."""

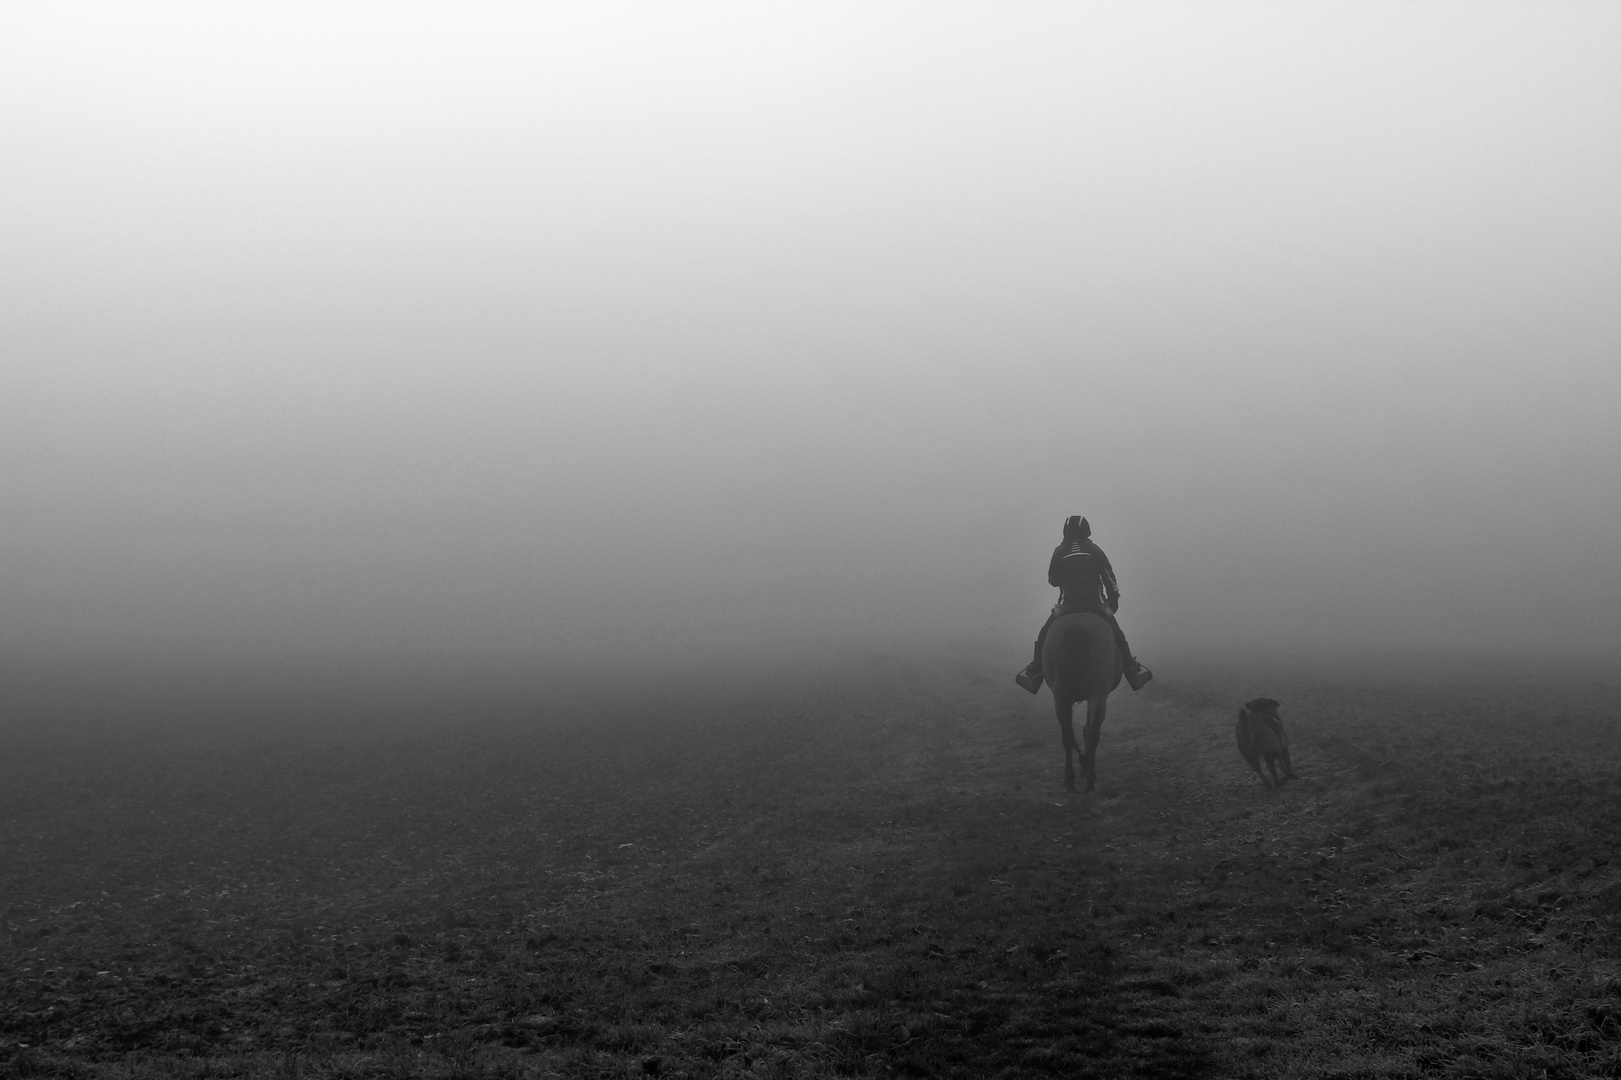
1015 515 1153 694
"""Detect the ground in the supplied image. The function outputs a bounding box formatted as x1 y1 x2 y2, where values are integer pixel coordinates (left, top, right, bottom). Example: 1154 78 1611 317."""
4 653 1621 1078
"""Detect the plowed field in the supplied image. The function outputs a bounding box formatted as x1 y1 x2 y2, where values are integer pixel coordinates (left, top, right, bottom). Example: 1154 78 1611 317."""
5 655 1621 1078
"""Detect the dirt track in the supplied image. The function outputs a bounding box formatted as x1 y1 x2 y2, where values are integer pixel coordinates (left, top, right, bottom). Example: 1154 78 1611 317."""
5 655 1621 1077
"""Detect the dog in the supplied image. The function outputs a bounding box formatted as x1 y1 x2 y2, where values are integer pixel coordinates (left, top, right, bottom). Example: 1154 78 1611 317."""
1235 697 1295 787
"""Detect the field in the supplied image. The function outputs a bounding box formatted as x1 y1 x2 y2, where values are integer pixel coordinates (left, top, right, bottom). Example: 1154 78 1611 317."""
5 652 1621 1078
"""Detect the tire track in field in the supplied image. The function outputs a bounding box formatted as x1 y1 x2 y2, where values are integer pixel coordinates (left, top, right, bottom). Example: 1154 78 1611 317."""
902 658 1621 1077
874 655 1402 1075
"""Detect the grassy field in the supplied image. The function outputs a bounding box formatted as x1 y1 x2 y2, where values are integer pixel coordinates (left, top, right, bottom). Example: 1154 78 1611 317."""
4 653 1621 1078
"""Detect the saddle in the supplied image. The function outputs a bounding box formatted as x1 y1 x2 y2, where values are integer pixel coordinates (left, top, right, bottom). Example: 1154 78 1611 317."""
1052 601 1112 619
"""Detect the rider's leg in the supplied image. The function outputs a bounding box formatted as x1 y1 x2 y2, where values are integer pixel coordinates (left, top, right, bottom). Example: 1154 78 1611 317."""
1031 612 1058 671
1102 612 1133 662
1103 612 1153 690
1016 613 1057 693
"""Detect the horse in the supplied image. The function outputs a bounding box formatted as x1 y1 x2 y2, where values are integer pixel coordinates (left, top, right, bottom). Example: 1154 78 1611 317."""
1235 697 1295 787
1040 610 1124 792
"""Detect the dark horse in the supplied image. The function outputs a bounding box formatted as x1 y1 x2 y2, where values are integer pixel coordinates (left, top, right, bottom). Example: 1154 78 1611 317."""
1041 611 1123 792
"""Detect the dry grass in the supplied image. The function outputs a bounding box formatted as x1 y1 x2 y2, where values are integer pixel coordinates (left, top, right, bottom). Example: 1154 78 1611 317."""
4 654 1621 1077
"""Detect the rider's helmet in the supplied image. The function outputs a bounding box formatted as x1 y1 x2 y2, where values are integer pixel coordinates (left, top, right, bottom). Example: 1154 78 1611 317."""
1064 515 1090 539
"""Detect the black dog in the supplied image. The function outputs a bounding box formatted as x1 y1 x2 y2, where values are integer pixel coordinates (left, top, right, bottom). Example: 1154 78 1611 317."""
1235 698 1295 787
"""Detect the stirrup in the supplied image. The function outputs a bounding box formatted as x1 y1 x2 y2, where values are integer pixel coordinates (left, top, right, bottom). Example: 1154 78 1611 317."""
1014 668 1044 694
1124 662 1153 691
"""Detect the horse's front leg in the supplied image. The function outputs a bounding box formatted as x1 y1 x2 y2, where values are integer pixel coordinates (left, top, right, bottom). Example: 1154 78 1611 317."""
1082 697 1108 793
1055 699 1077 792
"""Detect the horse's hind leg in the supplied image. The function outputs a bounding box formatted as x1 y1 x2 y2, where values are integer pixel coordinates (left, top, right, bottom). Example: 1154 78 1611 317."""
1055 699 1077 792
1082 697 1107 793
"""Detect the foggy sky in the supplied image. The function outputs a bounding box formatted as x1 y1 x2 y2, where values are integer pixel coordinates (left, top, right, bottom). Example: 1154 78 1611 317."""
4 3 1619 687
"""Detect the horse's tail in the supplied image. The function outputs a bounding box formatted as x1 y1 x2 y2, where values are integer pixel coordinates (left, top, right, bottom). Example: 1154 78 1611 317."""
1047 614 1119 702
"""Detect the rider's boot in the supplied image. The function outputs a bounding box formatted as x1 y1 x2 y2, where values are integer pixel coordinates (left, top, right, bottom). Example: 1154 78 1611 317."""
1016 636 1045 693
1123 657 1153 691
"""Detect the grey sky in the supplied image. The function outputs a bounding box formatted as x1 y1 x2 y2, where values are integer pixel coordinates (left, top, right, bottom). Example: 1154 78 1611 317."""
4 3 1618 681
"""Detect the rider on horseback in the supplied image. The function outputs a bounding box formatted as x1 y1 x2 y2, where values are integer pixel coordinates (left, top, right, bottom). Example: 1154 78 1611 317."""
1015 515 1153 694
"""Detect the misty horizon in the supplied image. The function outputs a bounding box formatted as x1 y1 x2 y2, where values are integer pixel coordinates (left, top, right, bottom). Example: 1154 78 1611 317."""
4 3 1619 696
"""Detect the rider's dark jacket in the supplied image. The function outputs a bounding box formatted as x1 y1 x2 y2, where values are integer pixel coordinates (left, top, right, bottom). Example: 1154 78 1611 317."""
1048 538 1121 615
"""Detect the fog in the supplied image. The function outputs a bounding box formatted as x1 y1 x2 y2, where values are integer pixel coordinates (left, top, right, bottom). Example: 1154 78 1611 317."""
3 3 1618 707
